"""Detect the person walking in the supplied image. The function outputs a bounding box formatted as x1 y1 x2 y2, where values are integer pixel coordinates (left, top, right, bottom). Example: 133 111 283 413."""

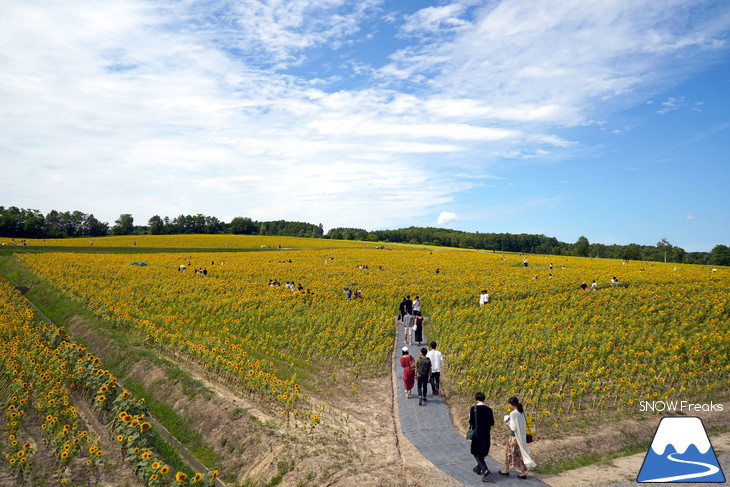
412 296 421 314
469 392 495 481
499 396 536 479
398 297 408 322
403 312 414 345
415 348 431 406
414 313 424 346
426 341 443 396
405 295 414 315
399 347 416 398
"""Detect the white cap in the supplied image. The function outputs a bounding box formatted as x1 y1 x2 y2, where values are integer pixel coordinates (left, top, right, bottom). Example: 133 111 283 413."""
402 346 409 352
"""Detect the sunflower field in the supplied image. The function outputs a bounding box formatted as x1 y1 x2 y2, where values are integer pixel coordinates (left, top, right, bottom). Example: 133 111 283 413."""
0 277 217 486
11 236 730 437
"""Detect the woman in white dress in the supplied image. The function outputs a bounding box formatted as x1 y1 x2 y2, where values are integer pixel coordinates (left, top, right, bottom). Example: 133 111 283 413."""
499 396 536 479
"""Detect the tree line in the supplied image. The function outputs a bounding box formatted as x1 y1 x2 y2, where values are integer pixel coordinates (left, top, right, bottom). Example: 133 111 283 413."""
1 206 728 265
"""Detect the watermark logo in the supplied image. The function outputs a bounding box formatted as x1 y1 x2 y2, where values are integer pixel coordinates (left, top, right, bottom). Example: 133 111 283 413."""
637 417 725 483
639 400 724 413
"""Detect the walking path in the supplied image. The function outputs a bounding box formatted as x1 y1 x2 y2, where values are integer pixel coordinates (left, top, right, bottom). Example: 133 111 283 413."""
393 318 546 486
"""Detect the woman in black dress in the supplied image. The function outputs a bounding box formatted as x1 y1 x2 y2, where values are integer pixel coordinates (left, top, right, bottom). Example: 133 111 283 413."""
414 312 424 345
469 392 495 481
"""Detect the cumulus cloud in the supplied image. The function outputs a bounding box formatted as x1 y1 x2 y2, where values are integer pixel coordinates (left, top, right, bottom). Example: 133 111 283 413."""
686 214 697 220
1 0 729 230
437 211 458 225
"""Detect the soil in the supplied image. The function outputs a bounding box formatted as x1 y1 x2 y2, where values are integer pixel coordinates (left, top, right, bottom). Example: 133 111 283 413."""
66 314 462 487
0 401 143 487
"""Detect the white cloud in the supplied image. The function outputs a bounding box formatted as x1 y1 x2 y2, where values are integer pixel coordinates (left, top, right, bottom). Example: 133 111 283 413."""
686 214 697 221
437 211 458 225
382 0 730 125
657 96 686 114
1 0 729 231
401 3 469 35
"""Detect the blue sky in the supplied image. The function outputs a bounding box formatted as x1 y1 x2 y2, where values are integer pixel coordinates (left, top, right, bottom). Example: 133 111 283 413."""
1 0 729 251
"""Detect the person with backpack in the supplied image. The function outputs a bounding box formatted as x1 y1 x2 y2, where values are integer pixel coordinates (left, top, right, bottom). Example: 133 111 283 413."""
415 348 431 406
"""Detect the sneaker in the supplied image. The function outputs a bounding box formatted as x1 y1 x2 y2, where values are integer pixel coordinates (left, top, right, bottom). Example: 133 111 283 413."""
418 397 423 406
482 471 492 482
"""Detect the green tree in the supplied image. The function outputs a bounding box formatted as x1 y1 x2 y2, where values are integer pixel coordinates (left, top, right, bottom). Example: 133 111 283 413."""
230 217 257 234
112 214 134 235
148 215 164 235
574 236 590 257
708 245 730 266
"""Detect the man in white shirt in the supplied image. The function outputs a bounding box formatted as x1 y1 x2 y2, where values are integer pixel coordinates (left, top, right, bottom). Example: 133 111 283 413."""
427 341 444 395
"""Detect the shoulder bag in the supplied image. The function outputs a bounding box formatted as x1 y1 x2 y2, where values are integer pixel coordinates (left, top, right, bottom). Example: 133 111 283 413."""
466 406 478 441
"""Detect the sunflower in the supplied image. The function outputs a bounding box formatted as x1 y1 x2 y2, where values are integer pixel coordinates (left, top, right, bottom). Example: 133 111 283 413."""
140 422 152 432
175 472 188 482
160 465 170 475
193 473 203 482
152 461 161 470
97 395 106 402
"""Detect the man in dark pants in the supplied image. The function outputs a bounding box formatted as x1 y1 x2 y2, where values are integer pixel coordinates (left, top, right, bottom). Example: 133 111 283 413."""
405 295 413 315
398 297 408 322
415 348 431 406
470 392 495 481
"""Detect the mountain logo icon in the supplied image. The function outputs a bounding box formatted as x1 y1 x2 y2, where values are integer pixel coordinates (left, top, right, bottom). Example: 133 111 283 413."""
637 417 726 482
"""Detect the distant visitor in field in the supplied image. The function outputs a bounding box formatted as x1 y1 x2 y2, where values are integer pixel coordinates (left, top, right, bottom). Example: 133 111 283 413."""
610 276 619 286
426 341 443 396
479 290 490 306
344 288 352 300
523 257 528 267
412 296 421 314
400 347 415 399
580 281 588 291
415 348 431 406
469 391 495 481
499 396 536 478
591 280 598 291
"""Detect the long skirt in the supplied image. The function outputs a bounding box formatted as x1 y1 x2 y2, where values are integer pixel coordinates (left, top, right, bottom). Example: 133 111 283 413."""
414 324 423 343
505 436 527 474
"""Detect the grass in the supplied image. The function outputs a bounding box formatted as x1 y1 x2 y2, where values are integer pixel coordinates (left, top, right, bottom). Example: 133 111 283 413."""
0 254 220 472
533 442 650 474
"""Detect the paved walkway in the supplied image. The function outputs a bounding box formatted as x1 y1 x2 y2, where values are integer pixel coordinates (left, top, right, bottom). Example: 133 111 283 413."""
393 318 546 486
